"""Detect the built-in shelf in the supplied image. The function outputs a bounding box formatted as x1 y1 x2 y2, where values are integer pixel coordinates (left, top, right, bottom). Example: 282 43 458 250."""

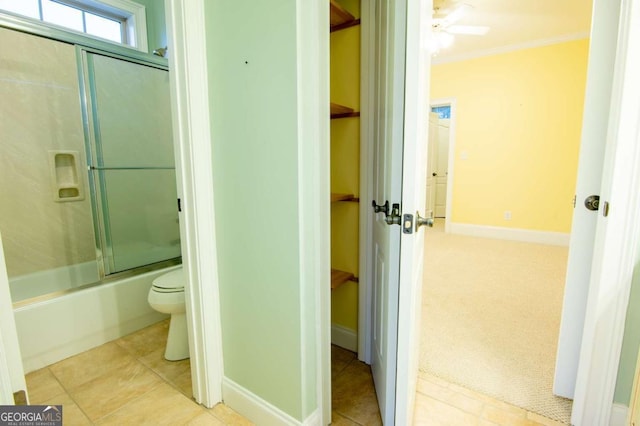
330 102 360 119
331 268 357 290
331 192 359 202
330 0 360 32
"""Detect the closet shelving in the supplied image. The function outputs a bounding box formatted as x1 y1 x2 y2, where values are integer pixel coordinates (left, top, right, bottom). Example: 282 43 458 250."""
330 0 361 291
331 269 358 290
330 0 361 32
331 192 358 203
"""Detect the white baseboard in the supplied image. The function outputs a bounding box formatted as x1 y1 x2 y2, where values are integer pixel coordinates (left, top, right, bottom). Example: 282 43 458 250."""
222 377 319 425
609 403 629 426
449 222 570 246
331 324 358 352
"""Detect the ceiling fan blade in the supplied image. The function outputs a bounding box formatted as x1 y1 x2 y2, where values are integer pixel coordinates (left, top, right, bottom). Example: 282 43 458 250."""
440 3 472 27
446 24 490 35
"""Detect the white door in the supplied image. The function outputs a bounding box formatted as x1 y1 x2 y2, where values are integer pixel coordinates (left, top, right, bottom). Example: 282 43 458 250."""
434 119 449 218
368 0 430 423
553 0 621 399
425 113 438 216
0 232 27 404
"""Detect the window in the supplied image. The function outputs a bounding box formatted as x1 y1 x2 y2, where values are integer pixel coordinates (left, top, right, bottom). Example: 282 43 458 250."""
0 0 147 51
432 105 451 119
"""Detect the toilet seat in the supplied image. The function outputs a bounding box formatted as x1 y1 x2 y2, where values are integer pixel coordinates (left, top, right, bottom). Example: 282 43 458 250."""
151 268 184 292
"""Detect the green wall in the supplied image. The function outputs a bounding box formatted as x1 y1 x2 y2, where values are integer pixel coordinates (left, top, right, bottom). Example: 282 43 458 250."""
614 255 640 405
135 0 166 51
204 0 319 421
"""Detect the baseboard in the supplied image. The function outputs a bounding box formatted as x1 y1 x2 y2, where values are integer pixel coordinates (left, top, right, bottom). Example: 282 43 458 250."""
331 324 358 352
609 403 629 426
222 377 320 425
449 222 570 246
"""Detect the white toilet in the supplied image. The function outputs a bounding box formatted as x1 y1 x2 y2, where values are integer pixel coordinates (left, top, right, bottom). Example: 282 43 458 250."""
148 267 189 361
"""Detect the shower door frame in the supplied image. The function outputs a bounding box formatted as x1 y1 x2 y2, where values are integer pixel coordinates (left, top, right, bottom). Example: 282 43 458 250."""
77 46 180 277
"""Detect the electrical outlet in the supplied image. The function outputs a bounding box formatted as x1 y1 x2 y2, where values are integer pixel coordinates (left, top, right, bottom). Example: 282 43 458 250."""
504 211 512 220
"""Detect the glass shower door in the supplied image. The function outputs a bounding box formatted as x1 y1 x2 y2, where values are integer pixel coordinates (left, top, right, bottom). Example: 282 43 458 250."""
85 52 180 274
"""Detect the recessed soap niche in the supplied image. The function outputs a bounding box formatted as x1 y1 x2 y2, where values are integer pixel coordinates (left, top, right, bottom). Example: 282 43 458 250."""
48 150 84 202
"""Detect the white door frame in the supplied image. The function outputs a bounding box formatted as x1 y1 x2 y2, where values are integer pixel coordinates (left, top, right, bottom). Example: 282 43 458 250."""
358 0 374 364
571 0 640 422
165 0 223 407
429 98 456 232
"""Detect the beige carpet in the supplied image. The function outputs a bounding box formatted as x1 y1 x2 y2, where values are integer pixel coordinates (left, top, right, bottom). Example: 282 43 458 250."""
419 220 573 424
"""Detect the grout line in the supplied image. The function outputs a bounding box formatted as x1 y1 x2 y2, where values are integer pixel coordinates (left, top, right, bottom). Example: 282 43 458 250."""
44 366 95 425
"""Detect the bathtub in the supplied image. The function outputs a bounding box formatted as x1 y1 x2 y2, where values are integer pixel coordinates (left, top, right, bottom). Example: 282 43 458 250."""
13 264 179 373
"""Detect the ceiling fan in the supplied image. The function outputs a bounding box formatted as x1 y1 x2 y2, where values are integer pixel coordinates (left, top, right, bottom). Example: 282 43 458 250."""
430 2 489 53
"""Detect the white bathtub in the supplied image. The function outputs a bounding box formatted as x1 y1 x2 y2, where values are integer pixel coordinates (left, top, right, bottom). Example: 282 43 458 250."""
13 265 178 373
9 261 101 303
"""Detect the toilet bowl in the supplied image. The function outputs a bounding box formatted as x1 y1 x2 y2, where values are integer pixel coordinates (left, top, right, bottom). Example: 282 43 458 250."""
148 267 189 361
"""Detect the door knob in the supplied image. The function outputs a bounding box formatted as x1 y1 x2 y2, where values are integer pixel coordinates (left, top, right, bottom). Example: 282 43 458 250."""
415 211 433 231
584 195 600 211
432 172 437 176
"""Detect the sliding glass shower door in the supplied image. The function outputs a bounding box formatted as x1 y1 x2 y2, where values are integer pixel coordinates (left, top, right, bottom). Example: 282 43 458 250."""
84 52 180 274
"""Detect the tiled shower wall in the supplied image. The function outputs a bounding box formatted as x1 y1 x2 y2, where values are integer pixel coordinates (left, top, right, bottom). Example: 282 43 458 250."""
0 27 96 277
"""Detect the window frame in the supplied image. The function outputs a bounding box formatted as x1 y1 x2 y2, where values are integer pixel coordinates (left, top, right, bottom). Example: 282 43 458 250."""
0 0 148 52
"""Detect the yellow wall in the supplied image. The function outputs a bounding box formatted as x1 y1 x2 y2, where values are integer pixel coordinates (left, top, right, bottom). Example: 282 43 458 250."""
330 0 360 332
431 40 590 232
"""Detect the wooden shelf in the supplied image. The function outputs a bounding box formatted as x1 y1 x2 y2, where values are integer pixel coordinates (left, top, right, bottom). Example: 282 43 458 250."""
331 269 356 290
331 102 360 119
330 0 358 30
331 192 356 202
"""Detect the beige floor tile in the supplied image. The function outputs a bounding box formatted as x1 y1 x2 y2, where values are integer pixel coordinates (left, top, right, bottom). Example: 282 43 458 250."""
526 412 566 426
187 412 226 425
49 342 136 390
448 383 527 416
172 368 194 399
25 368 66 404
332 345 356 379
39 391 92 426
139 347 191 387
69 358 163 422
116 319 170 358
96 382 205 425
209 403 255 425
482 405 538 426
413 392 479 425
332 361 382 426
418 372 452 389
331 410 361 425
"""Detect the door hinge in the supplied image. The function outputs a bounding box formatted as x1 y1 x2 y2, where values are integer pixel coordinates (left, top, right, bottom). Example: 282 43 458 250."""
177 198 182 212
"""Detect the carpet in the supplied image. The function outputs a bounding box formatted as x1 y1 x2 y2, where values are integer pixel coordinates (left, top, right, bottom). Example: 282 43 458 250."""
419 220 573 424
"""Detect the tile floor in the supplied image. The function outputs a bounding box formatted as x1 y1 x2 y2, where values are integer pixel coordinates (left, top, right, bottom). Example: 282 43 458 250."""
413 371 567 426
23 320 565 425
24 319 251 425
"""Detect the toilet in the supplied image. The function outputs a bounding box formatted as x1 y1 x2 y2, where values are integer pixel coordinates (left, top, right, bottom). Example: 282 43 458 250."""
148 267 189 361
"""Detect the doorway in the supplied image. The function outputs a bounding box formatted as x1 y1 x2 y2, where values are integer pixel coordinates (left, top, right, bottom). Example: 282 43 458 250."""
418 34 592 426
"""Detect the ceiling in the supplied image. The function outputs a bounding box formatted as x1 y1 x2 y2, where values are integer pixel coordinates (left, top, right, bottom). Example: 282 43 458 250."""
431 0 594 63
